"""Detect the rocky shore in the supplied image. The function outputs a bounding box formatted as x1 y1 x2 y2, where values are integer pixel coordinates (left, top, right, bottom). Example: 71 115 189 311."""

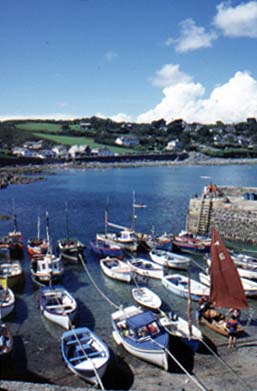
2 152 257 190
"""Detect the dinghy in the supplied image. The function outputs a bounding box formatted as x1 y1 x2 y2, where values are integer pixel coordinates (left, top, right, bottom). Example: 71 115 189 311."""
0 285 15 319
0 255 24 289
131 287 162 310
61 327 110 385
0 323 13 356
38 285 78 329
127 258 164 279
149 248 191 270
100 257 132 283
161 274 209 301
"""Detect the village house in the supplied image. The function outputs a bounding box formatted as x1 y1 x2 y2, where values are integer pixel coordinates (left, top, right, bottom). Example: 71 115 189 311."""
52 145 68 158
115 136 139 147
23 140 44 150
91 147 114 156
165 139 182 151
68 145 91 159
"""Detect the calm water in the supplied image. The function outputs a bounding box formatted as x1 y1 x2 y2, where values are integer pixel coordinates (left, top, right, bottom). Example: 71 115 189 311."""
1 164 257 388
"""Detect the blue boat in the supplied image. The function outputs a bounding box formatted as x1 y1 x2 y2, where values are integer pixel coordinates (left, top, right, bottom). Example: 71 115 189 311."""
90 240 123 258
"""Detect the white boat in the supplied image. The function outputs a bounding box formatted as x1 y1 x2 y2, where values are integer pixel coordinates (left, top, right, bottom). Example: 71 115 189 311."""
161 274 209 301
100 257 132 283
131 287 162 310
206 257 257 280
199 272 257 298
96 229 138 252
61 327 110 385
149 248 191 270
159 311 202 352
38 285 78 329
0 285 15 319
127 258 164 279
111 305 169 370
230 252 257 269
30 253 64 287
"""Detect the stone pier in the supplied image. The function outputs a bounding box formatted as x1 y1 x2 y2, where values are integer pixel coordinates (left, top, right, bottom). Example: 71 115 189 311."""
186 186 257 243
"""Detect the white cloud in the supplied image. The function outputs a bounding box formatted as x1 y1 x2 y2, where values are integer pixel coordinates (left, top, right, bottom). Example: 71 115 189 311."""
151 64 192 88
104 50 119 62
166 18 217 53
137 64 257 123
214 1 257 37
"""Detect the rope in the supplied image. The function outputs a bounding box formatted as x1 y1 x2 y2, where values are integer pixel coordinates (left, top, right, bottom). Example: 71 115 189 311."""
150 337 210 391
78 253 120 310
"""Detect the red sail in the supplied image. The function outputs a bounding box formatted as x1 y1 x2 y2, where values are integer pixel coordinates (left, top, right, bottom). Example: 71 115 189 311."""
210 228 248 309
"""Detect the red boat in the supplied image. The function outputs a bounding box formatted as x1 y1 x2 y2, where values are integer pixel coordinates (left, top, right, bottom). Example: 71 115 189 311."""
172 231 211 254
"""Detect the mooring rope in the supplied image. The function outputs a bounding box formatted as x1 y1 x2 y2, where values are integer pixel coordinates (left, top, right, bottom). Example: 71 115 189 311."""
79 253 120 310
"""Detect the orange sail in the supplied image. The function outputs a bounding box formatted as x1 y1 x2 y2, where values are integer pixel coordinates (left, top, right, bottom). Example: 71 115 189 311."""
210 228 248 309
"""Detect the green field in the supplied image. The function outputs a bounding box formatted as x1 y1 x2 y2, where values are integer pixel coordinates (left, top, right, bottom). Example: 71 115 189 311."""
33 132 135 154
16 122 63 133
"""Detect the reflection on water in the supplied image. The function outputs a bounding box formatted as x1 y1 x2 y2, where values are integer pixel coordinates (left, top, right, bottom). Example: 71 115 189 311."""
1 165 257 388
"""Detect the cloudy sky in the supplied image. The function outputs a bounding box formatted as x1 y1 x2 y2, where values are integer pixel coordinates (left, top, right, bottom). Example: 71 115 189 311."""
1 0 257 124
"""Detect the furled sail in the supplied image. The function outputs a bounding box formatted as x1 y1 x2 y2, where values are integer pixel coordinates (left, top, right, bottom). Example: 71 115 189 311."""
210 228 248 309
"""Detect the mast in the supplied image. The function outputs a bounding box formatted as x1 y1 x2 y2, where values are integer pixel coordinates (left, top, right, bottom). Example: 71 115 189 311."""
65 203 69 240
187 270 193 337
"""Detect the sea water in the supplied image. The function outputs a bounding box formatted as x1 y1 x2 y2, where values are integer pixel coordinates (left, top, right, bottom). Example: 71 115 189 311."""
1 164 257 389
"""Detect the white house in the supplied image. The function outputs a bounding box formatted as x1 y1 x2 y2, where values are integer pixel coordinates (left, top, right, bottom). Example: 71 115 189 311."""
68 145 91 158
115 136 139 147
52 145 67 158
165 139 182 151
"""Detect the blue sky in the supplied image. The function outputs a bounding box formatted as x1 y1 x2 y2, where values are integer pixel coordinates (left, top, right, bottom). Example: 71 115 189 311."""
1 0 257 123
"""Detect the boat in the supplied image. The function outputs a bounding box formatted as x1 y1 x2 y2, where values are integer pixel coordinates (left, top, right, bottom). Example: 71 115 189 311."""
137 231 173 251
149 248 191 270
57 204 85 262
198 228 247 336
0 258 24 289
7 206 24 259
111 305 169 370
30 253 64 287
0 323 13 356
230 252 257 270
172 231 211 254
96 229 138 252
161 274 209 301
206 256 257 280
100 257 132 283
199 271 257 298
90 240 123 258
61 327 110 385
38 285 78 329
27 217 49 258
57 238 85 263
131 287 162 310
159 311 202 352
127 258 164 279
0 284 15 319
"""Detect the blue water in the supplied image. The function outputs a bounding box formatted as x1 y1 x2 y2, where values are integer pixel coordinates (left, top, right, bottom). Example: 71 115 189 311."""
1 164 257 388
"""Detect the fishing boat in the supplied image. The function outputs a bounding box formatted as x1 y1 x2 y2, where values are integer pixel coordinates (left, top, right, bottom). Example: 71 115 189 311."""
137 231 173 251
57 238 85 263
131 287 162 310
38 285 78 329
57 203 85 262
30 253 64 287
149 248 191 270
127 258 164 279
198 228 247 337
111 305 169 370
0 323 13 356
0 258 24 289
161 274 209 301
61 327 110 385
172 231 211 254
0 285 15 319
100 257 132 283
90 240 123 258
96 229 138 253
27 217 49 258
199 271 257 298
7 207 24 259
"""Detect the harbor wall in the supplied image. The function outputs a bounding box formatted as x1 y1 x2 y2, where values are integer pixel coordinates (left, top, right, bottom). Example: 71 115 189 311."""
186 186 257 243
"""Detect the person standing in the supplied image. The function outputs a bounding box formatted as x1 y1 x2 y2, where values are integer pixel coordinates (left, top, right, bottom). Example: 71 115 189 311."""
227 315 238 348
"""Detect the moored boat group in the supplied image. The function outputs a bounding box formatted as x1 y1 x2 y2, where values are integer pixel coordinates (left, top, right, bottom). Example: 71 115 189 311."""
1 204 257 389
